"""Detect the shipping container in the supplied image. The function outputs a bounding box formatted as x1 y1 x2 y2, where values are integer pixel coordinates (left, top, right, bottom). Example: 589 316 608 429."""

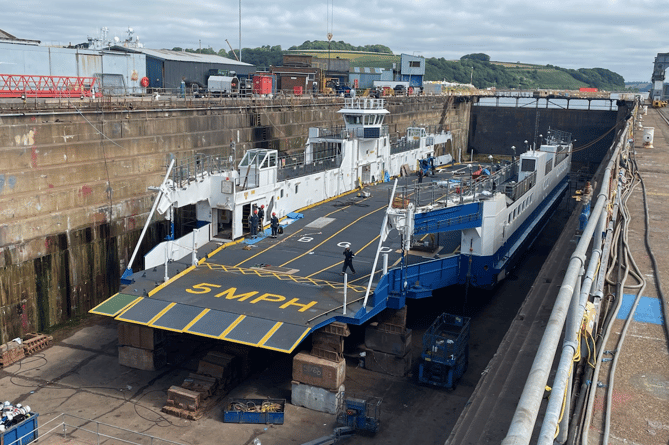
579 87 598 92
253 74 273 95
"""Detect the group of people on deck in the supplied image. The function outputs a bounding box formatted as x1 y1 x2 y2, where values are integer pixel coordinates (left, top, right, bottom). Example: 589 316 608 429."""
248 204 280 239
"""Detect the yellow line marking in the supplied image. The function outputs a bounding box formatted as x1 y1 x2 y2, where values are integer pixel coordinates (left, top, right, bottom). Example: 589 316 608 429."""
284 328 313 353
219 315 246 338
306 234 381 278
235 195 375 268
279 205 386 267
116 299 156 325
90 295 143 317
113 297 144 319
148 265 196 297
234 228 304 267
147 302 176 326
202 263 368 292
182 309 210 332
258 322 284 346
206 238 244 260
350 256 403 283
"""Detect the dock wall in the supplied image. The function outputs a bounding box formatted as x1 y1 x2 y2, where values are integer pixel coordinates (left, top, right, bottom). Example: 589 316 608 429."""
0 95 471 341
469 103 633 170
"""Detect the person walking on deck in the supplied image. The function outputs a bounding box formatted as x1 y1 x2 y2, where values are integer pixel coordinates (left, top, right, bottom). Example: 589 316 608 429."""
342 247 356 275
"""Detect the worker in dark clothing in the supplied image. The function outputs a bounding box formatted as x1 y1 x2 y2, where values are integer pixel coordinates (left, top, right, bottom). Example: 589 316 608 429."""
270 212 279 238
418 168 424 183
341 247 356 275
258 205 265 231
249 210 259 238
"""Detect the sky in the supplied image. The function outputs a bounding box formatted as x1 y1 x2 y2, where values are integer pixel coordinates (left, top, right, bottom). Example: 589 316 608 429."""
2 0 666 82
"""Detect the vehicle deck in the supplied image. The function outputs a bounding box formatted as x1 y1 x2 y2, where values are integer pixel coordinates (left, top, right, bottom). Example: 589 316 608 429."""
92 166 472 353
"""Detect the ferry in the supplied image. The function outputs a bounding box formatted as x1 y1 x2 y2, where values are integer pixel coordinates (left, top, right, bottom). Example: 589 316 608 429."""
92 98 570 353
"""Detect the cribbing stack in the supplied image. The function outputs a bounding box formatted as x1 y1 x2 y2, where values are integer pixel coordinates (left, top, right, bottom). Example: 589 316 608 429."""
418 313 470 389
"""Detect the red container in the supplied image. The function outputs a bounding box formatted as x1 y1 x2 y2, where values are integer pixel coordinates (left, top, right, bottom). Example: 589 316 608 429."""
293 86 303 95
253 75 273 95
579 87 598 92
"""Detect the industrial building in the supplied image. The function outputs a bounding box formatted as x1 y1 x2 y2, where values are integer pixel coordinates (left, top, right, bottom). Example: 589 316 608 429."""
111 47 254 92
0 28 254 96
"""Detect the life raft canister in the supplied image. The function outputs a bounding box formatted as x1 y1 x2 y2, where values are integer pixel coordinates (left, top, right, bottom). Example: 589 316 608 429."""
140 77 150 87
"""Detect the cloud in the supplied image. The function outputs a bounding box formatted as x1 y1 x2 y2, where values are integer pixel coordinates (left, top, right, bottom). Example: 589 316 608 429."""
2 0 666 81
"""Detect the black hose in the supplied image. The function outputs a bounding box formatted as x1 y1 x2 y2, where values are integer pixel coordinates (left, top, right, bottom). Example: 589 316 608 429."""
636 157 669 348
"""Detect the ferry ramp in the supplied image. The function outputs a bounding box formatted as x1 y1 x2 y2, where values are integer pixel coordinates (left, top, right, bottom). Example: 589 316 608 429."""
91 173 471 353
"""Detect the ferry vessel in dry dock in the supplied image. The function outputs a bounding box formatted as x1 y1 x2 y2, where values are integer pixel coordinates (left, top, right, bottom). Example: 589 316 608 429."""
91 98 571 352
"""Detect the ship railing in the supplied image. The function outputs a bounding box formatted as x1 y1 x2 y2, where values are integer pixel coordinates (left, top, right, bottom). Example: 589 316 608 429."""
22 412 185 445
390 138 420 155
170 153 232 189
389 161 519 209
504 170 536 202
277 152 342 181
545 128 572 146
343 97 386 110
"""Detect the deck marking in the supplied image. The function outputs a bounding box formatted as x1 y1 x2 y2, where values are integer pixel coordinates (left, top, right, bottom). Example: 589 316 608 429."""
234 228 304 267
90 293 142 317
112 296 144 318
148 265 196 297
205 238 244 260
116 298 172 325
306 234 381 278
219 315 246 338
200 263 367 292
280 205 386 267
182 308 210 332
149 304 208 332
258 322 284 346
147 302 177 325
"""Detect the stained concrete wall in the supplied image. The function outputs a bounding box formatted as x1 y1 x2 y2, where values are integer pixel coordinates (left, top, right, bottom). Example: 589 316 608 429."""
469 102 633 171
0 95 469 342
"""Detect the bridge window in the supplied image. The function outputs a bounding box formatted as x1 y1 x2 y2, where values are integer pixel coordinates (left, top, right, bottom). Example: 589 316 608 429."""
521 159 536 172
345 114 362 125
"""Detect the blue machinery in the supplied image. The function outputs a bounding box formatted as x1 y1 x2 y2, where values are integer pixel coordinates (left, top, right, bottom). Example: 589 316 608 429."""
418 313 471 389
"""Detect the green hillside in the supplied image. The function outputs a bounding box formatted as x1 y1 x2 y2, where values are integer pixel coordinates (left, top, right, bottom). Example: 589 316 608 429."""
190 41 629 91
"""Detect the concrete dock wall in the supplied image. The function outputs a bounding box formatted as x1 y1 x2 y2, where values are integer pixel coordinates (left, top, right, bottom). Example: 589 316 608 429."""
0 95 471 341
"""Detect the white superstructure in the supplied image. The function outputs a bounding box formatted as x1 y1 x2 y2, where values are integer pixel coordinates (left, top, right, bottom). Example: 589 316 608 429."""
145 99 452 268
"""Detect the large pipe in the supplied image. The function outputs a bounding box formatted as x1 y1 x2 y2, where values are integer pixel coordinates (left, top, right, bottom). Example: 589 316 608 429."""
502 121 628 445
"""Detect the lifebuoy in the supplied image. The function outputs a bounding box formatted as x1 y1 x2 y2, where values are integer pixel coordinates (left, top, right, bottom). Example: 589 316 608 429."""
140 77 149 88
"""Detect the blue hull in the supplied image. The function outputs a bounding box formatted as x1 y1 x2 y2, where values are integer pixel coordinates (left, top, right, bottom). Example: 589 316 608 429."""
458 175 569 289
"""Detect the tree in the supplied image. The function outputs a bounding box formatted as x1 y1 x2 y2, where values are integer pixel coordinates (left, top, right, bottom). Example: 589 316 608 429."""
461 53 491 62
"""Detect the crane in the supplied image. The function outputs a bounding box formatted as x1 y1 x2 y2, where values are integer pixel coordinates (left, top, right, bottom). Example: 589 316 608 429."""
225 39 240 61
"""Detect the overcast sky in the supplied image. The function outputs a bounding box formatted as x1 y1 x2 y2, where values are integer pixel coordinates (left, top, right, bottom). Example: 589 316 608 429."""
3 0 666 82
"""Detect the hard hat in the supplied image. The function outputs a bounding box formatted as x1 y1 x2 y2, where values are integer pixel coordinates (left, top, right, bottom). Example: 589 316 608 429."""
261 205 264 208
272 212 276 216
254 210 257 214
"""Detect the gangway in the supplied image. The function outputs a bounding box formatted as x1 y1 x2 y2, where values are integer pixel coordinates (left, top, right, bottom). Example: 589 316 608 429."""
0 74 99 98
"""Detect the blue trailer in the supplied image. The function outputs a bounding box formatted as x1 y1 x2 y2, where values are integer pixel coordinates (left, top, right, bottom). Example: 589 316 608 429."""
418 313 470 389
